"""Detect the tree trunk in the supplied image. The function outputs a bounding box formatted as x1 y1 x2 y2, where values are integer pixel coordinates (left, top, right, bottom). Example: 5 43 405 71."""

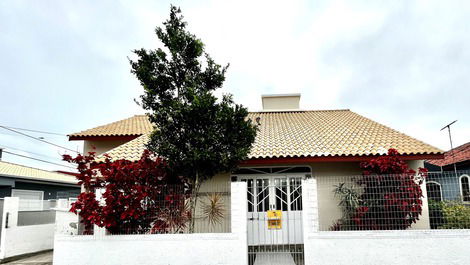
189 171 201 233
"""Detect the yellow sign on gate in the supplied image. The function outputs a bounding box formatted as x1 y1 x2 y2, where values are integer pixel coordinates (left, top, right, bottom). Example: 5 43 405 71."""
267 210 282 229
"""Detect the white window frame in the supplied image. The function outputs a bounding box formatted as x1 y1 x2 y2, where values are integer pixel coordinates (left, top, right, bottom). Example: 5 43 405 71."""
459 174 470 203
426 181 443 201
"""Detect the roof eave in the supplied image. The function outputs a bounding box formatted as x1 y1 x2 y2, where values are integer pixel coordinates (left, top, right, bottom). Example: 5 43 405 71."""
0 173 78 185
68 135 142 141
241 153 444 165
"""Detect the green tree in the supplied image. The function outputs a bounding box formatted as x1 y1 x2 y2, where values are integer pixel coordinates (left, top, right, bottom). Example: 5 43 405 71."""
130 6 257 230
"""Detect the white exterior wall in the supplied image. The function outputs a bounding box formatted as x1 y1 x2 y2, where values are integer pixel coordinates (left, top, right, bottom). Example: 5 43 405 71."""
302 179 470 265
0 197 54 260
53 182 248 265
261 94 301 110
83 139 131 155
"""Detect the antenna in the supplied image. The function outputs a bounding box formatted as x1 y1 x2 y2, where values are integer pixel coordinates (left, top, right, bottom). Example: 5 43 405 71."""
440 120 457 173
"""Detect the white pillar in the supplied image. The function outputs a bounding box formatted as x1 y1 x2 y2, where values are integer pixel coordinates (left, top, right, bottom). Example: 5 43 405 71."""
0 197 20 259
231 182 248 265
302 178 319 265
3 197 19 229
92 188 107 237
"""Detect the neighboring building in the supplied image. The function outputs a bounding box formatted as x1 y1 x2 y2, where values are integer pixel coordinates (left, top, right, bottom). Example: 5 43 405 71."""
68 94 443 234
0 160 80 201
425 142 470 202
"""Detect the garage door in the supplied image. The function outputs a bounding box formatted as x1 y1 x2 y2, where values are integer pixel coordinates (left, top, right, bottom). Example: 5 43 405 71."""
11 189 44 211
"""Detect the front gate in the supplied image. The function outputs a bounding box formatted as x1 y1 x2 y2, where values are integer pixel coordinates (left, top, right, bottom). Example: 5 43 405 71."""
238 169 306 265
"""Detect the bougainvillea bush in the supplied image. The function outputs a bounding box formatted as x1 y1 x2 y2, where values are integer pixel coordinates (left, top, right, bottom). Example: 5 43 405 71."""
332 148 428 230
63 150 190 234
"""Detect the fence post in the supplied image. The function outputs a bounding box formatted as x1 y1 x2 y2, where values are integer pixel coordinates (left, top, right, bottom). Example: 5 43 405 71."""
0 197 19 259
3 197 19 229
56 199 69 210
54 199 80 236
92 188 107 237
231 182 248 265
302 178 319 265
302 178 319 233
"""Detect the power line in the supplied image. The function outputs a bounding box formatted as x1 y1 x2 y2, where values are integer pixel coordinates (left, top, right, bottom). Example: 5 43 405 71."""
0 126 79 153
0 125 66 136
0 144 64 161
2 150 76 170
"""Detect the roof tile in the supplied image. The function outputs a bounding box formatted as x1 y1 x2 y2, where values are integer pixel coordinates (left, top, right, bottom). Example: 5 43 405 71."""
426 142 470 167
94 110 442 161
0 161 78 184
69 115 153 138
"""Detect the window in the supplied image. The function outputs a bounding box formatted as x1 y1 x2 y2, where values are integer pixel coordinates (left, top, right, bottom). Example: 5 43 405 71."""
460 175 470 202
426 181 442 201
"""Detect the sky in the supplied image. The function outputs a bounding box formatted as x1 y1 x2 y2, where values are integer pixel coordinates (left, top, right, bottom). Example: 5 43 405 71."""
0 0 469 171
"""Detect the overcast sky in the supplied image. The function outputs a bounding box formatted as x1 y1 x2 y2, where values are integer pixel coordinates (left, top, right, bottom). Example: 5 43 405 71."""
0 0 469 171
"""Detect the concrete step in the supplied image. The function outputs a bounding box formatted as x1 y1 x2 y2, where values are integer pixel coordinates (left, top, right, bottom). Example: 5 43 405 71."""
254 253 296 265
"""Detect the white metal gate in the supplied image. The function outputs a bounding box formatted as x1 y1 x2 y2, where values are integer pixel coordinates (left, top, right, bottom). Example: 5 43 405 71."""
243 176 303 245
237 168 307 265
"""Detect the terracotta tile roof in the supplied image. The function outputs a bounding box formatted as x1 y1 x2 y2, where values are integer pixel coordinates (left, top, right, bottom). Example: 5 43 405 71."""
95 110 442 161
101 134 150 161
246 110 441 158
69 115 153 139
426 142 470 167
0 161 78 184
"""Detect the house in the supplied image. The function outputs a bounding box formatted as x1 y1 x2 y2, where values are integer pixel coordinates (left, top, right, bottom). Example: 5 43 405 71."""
425 142 470 202
0 159 79 261
0 160 79 201
59 93 462 265
68 94 443 234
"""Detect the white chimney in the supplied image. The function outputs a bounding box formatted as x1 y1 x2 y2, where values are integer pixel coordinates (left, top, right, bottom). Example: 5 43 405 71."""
261 93 301 111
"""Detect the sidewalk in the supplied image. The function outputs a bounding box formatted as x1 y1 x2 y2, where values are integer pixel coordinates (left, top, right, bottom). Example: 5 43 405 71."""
2 251 52 265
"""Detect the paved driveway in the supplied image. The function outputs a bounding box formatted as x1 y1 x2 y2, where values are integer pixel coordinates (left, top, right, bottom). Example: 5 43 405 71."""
2 251 53 265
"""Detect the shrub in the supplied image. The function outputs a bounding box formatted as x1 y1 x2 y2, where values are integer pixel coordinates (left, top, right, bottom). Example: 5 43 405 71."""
332 148 427 230
428 200 445 229
63 150 189 234
438 201 470 229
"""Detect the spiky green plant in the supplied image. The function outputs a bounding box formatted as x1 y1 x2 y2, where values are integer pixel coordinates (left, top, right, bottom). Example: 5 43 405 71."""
201 193 225 226
334 182 362 217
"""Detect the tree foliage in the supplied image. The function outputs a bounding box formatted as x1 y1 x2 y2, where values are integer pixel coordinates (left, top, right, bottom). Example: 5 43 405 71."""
129 6 257 185
332 149 428 230
63 151 189 234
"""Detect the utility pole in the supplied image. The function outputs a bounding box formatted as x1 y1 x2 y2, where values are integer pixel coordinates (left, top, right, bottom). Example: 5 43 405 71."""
440 120 457 173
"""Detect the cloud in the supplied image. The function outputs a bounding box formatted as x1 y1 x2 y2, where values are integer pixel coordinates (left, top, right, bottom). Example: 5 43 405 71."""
0 0 468 170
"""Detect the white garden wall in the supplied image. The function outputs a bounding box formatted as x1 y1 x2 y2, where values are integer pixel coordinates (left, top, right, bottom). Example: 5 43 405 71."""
302 178 470 265
305 230 470 265
53 182 248 265
55 233 246 265
0 197 54 260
